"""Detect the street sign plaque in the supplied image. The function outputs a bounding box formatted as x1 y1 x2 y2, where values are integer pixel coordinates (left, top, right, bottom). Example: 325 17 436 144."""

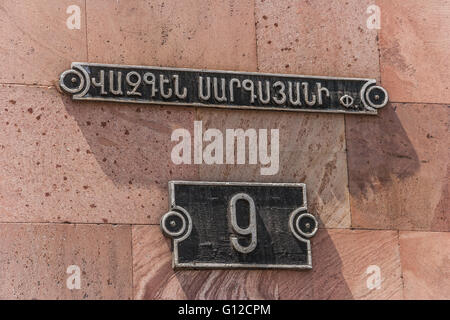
60 62 388 115
161 181 318 270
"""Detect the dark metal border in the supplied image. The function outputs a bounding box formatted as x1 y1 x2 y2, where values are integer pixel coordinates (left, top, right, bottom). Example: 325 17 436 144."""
162 181 315 270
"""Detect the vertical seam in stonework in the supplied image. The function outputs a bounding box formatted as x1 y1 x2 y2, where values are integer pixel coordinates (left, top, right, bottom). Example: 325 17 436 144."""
130 225 134 300
343 114 352 228
252 0 259 72
397 230 406 299
376 0 382 84
84 0 89 60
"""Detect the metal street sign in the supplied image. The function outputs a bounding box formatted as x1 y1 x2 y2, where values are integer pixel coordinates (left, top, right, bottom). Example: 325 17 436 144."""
160 181 318 270
59 62 388 115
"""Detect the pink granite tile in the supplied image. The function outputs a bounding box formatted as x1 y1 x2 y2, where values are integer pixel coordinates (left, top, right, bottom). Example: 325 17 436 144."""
0 223 131 299
400 231 450 299
0 84 198 224
133 226 403 299
0 0 87 85
278 229 403 300
86 0 257 71
311 229 402 299
196 108 350 228
347 103 449 231
256 0 380 79
379 0 450 103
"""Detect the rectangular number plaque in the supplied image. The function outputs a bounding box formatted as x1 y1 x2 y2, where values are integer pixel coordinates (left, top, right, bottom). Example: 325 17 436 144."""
160 181 319 270
59 62 388 114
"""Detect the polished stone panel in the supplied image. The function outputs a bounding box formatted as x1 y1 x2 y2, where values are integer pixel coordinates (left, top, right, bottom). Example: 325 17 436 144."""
347 103 449 231
0 223 132 299
86 0 257 71
379 0 450 103
0 0 87 85
400 231 450 300
308 229 402 299
255 0 380 79
0 85 197 224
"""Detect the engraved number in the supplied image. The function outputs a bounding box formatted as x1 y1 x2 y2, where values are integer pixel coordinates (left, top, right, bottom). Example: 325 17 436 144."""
228 193 257 253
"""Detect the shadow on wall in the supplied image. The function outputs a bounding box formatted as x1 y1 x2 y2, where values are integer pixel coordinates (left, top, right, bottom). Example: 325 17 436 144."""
64 97 420 201
346 103 420 197
140 227 354 300
64 97 421 225
63 97 198 189
63 99 417 299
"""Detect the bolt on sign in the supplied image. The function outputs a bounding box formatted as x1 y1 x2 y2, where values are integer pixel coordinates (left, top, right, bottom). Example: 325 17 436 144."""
160 181 318 269
59 62 388 114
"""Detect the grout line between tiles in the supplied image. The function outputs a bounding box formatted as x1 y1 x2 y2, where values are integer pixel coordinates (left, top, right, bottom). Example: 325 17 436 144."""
253 0 260 73
344 114 352 228
130 225 134 300
0 220 448 233
397 230 406 300
84 0 89 61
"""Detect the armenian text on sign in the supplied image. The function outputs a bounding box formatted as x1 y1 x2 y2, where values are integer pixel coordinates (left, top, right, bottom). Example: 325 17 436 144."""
60 62 388 114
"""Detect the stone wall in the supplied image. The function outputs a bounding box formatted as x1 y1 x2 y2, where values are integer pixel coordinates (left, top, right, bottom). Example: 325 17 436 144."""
0 0 448 299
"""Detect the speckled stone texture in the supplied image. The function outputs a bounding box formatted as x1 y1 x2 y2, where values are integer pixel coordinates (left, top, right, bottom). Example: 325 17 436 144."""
399 231 450 299
0 223 132 299
0 0 87 85
0 0 448 300
379 0 450 103
86 0 257 71
0 85 197 224
255 0 380 79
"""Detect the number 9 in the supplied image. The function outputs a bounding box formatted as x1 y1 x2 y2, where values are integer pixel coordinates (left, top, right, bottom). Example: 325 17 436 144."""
228 193 257 254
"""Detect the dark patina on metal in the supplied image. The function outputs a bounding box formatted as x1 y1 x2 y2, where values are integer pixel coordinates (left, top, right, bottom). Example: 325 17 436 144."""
160 181 318 270
59 62 388 114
